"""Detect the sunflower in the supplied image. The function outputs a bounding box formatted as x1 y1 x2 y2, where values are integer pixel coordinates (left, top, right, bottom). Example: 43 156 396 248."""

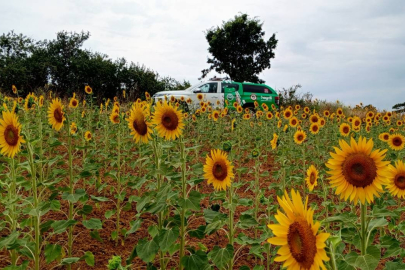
309 123 320 135
127 103 152 144
336 108 343 116
352 116 361 128
387 160 405 198
379 132 390 142
338 123 350 137
289 117 298 128
192 114 197 122
24 93 37 111
397 120 403 127
84 131 92 141
39 95 44 107
152 100 184 140
235 106 242 114
293 130 306 145
212 110 220 121
203 149 234 191
0 109 25 158
243 114 251 120
326 137 389 205
231 119 236 131
267 189 330 270
85 85 93 94
277 120 282 128
70 122 77 135
388 133 405 151
110 112 120 124
301 113 307 119
283 108 293 119
254 101 259 108
197 93 204 101
69 97 79 108
266 112 273 120
47 98 66 131
270 133 278 150
323 110 330 117
262 103 269 111
145 92 151 100
306 165 318 191
309 114 319 124
304 107 310 114
12 85 17 94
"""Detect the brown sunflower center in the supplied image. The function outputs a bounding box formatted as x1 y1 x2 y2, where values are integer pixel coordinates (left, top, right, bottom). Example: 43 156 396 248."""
311 116 318 123
72 100 77 106
383 134 389 140
392 137 402 147
394 174 405 190
4 125 19 146
162 111 179 131
354 120 360 127
292 119 297 125
343 126 349 134
54 108 63 123
133 117 148 136
342 153 377 188
285 112 291 118
312 125 318 132
287 219 316 269
212 160 228 181
310 173 316 185
298 135 304 141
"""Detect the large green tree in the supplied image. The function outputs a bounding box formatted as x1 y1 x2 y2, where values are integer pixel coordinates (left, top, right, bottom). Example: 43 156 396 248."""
201 14 278 83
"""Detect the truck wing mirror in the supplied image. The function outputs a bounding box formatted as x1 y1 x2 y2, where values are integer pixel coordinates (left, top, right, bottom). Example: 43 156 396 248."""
193 89 201 93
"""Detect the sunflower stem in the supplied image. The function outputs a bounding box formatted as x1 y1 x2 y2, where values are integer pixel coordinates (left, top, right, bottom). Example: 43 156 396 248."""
27 143 40 270
329 242 338 270
115 120 121 246
9 158 18 266
179 137 187 270
360 202 368 255
228 180 234 270
67 130 74 270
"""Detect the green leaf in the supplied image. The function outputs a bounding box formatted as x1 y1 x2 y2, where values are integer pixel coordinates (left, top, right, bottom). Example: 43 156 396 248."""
51 220 77 234
0 231 19 249
125 219 142 237
44 244 62 263
367 218 388 232
178 190 202 211
90 195 109 202
383 243 401 258
238 214 258 229
181 250 209 269
61 257 81 265
81 251 95 266
105 209 116 219
136 238 159 263
90 230 103 243
158 228 179 252
78 205 93 215
208 244 234 269
148 226 159 238
188 225 206 239
82 218 102 230
384 261 405 270
354 254 379 270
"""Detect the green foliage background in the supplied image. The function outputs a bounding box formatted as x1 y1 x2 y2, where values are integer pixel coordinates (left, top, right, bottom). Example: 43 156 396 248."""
0 31 190 100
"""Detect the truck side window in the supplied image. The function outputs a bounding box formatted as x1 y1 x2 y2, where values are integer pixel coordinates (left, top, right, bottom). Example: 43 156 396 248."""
222 83 239 93
200 83 218 93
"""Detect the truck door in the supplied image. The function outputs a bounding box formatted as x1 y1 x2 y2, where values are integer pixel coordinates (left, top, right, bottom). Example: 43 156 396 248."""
198 82 221 107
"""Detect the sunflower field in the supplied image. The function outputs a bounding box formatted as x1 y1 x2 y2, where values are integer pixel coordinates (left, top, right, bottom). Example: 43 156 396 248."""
0 87 405 270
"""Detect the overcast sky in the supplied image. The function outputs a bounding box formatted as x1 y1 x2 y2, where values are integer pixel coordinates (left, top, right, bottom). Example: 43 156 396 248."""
1 0 404 110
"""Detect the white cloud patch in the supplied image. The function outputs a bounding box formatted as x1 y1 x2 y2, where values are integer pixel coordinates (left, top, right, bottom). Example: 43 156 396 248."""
1 0 404 110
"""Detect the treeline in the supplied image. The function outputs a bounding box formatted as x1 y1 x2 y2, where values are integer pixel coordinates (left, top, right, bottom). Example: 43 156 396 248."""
0 31 190 100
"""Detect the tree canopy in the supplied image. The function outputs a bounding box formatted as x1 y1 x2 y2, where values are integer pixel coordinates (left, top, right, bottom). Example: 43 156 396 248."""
0 31 190 100
201 14 278 83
